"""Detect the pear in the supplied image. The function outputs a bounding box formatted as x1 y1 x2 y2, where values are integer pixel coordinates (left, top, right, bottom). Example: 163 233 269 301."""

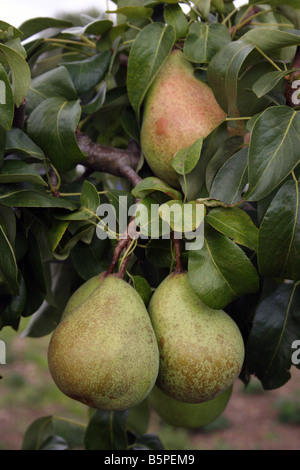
149 385 232 429
48 274 159 411
61 272 105 321
148 272 244 403
140 49 226 188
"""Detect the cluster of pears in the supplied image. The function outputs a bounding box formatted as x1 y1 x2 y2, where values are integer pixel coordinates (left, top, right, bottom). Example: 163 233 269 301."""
48 270 244 428
48 49 239 428
141 49 226 188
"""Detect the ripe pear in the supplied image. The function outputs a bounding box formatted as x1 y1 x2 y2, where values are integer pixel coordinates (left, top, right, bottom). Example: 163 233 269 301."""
48 274 159 411
149 385 232 429
61 272 105 321
148 272 244 403
140 49 226 188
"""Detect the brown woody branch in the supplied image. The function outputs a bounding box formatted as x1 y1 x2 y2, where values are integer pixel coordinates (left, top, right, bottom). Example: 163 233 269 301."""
76 131 143 277
76 130 141 185
13 98 27 130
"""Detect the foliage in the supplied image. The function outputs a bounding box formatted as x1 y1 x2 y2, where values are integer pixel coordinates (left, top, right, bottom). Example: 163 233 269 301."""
0 0 300 450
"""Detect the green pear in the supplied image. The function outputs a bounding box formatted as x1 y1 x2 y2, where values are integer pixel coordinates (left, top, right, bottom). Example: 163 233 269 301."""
61 272 105 321
140 50 226 188
149 385 232 429
148 272 244 403
48 274 159 411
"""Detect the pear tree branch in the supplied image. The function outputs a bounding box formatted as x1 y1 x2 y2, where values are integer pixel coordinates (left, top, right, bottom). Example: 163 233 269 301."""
76 130 141 186
76 131 143 277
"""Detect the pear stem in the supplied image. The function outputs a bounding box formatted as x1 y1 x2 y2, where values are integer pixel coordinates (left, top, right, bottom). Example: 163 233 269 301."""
105 238 130 277
171 232 183 274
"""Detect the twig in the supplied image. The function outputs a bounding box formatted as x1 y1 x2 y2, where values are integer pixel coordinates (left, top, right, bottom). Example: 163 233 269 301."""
13 98 27 129
76 130 140 180
171 232 182 274
117 247 133 279
105 238 130 276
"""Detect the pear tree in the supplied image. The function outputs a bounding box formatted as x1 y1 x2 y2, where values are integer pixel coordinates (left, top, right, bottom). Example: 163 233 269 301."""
0 0 300 451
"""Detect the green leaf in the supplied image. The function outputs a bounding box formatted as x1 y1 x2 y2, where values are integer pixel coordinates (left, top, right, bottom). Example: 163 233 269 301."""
171 137 203 176
206 206 259 251
120 107 140 143
132 177 182 200
27 97 86 172
164 4 188 40
0 203 16 247
60 52 111 95
207 40 255 113
130 275 152 305
183 22 231 64
40 436 68 450
188 225 259 309
80 180 100 213
133 433 164 450
19 17 73 40
0 224 19 295
52 225 95 261
250 0 300 6
145 239 173 268
107 6 153 18
70 236 109 281
55 181 100 222
127 399 150 435
127 22 175 118
209 148 248 205
252 69 296 98
240 27 300 51
0 21 23 41
0 160 47 185
21 414 85 450
62 19 113 37
205 136 243 192
0 64 14 130
48 220 70 254
159 200 205 232
258 179 300 280
5 128 45 160
27 66 78 113
0 43 31 107
178 122 228 201
22 263 78 337
22 416 54 450
196 0 211 19
246 107 300 201
0 273 26 330
84 410 128 450
0 185 77 210
246 281 300 390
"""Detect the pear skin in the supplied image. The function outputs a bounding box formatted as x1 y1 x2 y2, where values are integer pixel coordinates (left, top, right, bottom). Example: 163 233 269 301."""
61 272 106 321
149 385 232 429
48 275 159 411
141 49 226 188
148 272 244 403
